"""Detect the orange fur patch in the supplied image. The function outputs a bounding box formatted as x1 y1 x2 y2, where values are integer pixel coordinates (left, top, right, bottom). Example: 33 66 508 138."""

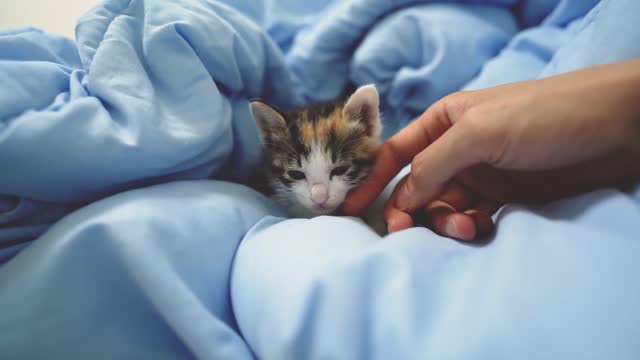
293 103 378 159
300 121 315 146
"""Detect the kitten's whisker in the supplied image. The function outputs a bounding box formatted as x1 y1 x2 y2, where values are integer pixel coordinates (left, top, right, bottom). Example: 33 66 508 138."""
254 84 381 219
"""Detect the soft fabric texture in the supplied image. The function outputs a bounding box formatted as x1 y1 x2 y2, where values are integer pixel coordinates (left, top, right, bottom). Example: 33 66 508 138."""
1 0 640 358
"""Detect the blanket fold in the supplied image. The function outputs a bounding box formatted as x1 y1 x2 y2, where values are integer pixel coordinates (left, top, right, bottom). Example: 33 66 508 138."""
2 1 640 359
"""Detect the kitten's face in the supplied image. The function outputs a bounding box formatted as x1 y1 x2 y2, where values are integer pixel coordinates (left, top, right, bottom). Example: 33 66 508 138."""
250 85 382 217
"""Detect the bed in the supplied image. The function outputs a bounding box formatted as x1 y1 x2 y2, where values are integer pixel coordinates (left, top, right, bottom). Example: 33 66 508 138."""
1 0 639 358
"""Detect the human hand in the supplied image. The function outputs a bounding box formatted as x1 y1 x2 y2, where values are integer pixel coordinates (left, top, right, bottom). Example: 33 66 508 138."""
343 60 640 240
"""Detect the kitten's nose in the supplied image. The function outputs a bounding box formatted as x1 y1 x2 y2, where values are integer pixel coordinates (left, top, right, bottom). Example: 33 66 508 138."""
310 184 329 205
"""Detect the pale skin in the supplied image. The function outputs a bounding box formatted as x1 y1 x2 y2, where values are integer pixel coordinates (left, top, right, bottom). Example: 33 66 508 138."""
343 59 640 241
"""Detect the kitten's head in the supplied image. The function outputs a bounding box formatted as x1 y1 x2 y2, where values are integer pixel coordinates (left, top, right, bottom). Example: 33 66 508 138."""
250 84 382 217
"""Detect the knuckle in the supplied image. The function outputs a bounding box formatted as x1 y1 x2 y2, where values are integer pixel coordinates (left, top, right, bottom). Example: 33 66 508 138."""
456 106 505 163
409 158 423 181
379 141 395 159
380 141 402 167
443 90 478 119
458 107 487 137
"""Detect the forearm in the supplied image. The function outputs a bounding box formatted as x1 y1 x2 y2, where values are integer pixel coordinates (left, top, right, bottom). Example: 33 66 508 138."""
541 58 640 157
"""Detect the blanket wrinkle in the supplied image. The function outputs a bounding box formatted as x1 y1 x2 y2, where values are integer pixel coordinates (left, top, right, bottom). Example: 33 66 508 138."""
2 1 640 359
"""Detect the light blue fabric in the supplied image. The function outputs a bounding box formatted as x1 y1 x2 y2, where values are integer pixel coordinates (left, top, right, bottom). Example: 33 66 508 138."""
234 189 640 359
0 181 285 359
285 0 522 137
2 0 640 358
0 0 296 248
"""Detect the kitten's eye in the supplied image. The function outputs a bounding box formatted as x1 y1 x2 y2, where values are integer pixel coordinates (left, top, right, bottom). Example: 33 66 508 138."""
330 166 350 178
287 170 306 180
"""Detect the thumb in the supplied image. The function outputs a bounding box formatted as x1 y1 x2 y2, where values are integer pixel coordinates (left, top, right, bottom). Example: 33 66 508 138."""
394 122 484 211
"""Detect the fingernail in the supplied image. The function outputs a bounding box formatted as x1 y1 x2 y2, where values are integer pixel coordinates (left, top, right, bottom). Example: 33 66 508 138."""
396 185 412 210
387 219 406 233
387 219 398 233
445 218 460 238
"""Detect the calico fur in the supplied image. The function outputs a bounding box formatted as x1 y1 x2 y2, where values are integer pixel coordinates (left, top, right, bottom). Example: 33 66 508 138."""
250 84 382 218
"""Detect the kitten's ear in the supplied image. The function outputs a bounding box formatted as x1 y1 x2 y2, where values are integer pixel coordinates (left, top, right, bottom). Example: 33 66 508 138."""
343 84 382 138
250 100 288 143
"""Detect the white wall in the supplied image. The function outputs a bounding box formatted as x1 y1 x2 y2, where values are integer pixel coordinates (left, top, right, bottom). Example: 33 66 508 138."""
0 0 99 38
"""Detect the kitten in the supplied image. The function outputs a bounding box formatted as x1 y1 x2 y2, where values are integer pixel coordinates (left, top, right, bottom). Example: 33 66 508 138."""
249 85 382 218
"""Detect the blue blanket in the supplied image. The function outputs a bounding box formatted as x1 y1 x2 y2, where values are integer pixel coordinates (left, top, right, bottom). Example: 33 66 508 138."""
2 0 640 358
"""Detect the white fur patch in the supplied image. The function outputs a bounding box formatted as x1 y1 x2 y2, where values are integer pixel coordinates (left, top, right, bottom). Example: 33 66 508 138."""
275 143 354 218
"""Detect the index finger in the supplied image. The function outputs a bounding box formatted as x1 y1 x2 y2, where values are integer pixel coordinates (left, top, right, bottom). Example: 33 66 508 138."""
342 101 451 215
